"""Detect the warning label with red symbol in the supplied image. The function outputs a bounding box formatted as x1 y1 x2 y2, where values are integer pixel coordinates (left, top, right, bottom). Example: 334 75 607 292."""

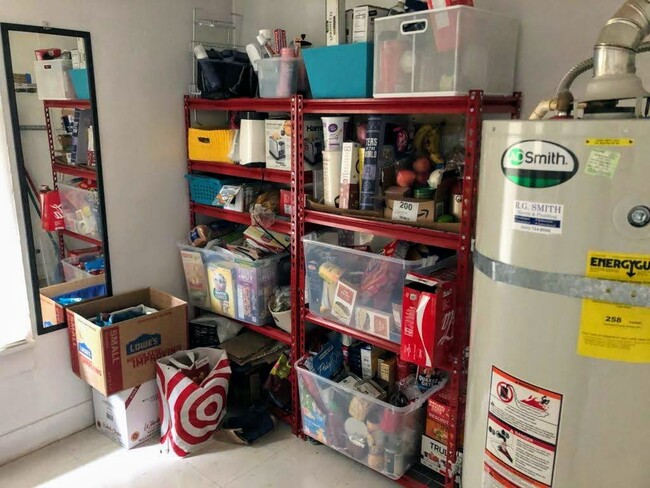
483 367 563 488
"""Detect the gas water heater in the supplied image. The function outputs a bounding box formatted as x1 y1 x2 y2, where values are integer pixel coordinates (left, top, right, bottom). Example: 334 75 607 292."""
464 2 650 487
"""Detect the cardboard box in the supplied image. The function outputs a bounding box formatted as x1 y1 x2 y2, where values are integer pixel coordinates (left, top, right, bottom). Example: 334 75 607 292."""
426 394 464 444
208 263 237 318
359 343 386 379
339 142 360 210
352 6 389 43
400 268 456 368
40 274 105 328
385 198 435 223
421 435 450 476
93 378 159 449
331 280 357 326
265 119 291 170
354 305 392 340
67 288 188 396
377 355 396 386
326 0 346 46
304 119 324 167
280 189 292 217
215 184 255 213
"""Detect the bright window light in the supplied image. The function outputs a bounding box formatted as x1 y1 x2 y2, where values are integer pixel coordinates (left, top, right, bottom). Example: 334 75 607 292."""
0 106 32 348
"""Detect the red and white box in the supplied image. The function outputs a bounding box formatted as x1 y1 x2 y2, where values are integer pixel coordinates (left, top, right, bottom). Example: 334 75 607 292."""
93 379 160 449
280 189 292 217
400 267 456 368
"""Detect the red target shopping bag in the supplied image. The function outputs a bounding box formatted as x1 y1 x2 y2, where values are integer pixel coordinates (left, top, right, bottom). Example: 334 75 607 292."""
156 347 231 457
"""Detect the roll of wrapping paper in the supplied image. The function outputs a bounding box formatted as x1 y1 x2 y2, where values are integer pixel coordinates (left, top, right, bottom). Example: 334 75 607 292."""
359 116 381 210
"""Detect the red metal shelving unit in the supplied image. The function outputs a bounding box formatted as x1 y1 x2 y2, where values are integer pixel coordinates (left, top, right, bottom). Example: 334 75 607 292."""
183 93 522 485
59 229 103 247
293 92 522 488
304 209 461 249
191 203 292 234
52 162 97 180
43 99 101 258
305 312 401 354
184 96 302 435
186 97 291 113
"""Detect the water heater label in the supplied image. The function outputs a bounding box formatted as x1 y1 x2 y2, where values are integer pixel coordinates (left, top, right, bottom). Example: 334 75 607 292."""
513 200 563 235
501 140 578 188
578 251 650 363
585 149 620 179
483 367 563 488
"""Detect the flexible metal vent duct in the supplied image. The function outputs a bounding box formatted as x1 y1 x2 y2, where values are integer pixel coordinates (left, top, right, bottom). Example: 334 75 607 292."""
585 0 650 101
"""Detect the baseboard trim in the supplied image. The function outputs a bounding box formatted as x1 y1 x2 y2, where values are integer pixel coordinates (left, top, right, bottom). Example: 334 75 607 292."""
0 401 94 466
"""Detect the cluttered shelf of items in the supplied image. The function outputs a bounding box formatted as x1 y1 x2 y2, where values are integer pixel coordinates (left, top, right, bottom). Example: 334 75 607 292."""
40 3 522 488
176 2 521 487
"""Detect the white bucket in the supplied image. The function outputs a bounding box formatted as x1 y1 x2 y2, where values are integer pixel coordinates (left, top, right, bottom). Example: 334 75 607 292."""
269 306 291 333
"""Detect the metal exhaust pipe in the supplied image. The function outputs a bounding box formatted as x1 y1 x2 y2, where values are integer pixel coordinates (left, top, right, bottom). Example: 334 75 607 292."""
585 0 650 101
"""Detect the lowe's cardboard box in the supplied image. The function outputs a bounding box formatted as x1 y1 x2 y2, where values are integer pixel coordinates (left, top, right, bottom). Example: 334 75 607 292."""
93 378 159 449
67 288 188 396
40 274 105 329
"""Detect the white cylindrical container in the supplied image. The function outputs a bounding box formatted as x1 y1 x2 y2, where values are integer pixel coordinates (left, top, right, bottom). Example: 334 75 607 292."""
321 116 350 151
322 150 343 207
464 119 650 488
239 112 267 165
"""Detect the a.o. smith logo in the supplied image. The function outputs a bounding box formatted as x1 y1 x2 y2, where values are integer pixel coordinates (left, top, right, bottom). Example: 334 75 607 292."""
502 140 578 188
126 333 161 355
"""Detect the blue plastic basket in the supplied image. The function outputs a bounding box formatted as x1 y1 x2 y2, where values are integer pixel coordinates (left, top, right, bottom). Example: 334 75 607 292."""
69 69 90 99
185 174 234 206
302 43 374 99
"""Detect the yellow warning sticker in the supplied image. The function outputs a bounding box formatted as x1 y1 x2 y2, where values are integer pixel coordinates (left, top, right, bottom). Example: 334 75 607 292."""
578 301 650 363
585 138 634 146
579 251 650 363
586 251 650 284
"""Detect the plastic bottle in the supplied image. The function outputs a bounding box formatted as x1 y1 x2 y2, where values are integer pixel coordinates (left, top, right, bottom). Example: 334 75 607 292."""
388 0 406 15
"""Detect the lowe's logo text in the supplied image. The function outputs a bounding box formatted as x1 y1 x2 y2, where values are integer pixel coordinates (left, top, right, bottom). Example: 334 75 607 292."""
502 140 578 188
126 334 161 355
79 342 92 360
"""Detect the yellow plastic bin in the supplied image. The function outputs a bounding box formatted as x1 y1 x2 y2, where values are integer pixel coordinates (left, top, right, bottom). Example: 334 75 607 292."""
188 128 234 162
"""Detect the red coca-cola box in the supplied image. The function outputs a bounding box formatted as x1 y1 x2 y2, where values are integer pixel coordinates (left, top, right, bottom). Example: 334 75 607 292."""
400 267 456 368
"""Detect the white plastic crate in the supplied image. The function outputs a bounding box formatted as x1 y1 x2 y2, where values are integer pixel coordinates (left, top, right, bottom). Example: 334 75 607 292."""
373 6 518 97
303 232 432 344
178 243 281 325
58 183 103 240
296 358 435 479
34 59 76 100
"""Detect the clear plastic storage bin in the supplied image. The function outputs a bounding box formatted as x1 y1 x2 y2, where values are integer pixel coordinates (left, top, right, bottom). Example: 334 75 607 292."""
58 183 103 240
34 59 76 100
303 232 431 344
257 58 307 98
61 256 95 282
178 243 281 325
373 6 518 97
296 357 434 479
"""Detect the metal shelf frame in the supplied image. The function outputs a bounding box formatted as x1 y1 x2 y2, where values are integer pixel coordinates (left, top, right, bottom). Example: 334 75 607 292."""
183 92 522 486
43 99 101 258
184 96 302 436
293 92 522 488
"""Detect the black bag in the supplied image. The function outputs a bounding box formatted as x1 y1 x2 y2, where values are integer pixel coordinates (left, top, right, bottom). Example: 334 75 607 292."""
198 49 258 99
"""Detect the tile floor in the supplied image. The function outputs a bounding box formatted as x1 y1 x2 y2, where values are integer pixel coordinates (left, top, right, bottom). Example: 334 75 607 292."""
0 424 398 488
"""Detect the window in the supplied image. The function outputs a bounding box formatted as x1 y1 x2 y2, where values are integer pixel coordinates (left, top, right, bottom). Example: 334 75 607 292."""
0 102 32 349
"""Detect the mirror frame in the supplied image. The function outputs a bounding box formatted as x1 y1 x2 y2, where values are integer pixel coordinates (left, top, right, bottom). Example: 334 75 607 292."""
1 23 112 335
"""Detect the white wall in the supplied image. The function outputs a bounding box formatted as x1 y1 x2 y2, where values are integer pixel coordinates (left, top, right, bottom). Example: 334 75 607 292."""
0 0 231 464
235 0 650 115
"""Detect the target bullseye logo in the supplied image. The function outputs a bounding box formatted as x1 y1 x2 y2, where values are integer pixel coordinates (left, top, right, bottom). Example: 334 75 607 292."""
497 381 514 403
158 355 231 457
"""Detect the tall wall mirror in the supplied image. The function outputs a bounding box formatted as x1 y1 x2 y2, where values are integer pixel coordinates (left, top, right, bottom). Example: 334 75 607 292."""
1 24 111 334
